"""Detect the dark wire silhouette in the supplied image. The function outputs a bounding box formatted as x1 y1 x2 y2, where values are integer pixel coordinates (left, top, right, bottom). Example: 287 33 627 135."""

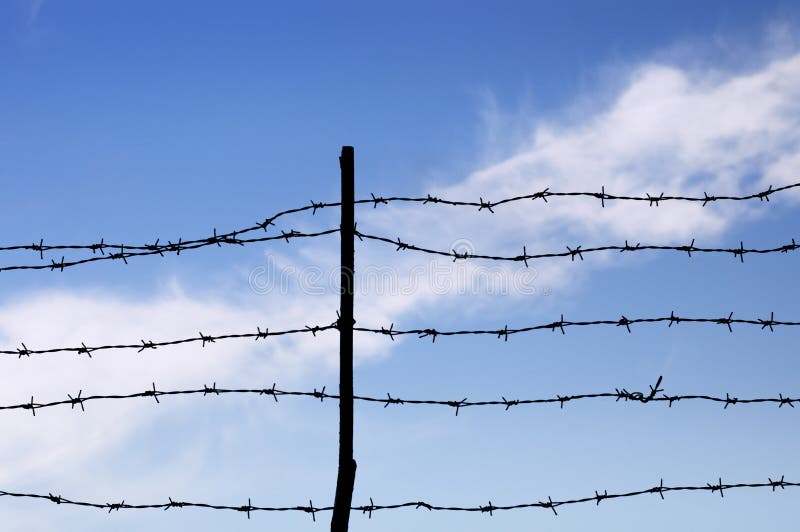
355 230 799 264
2 376 796 417
2 311 795 359
1 181 796 272
1 476 795 517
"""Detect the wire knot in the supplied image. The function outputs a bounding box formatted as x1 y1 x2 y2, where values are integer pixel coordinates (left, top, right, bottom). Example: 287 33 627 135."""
221 232 244 246
370 193 388 208
517 245 530 267
50 256 66 271
778 394 795 408
716 312 735 332
32 238 45 260
90 239 106 255
237 498 254 519
109 245 128 264
643 376 663 403
312 386 326 402
566 245 583 261
144 382 161 404
207 228 222 247
258 217 275 231
723 393 738 409
532 188 550 203
651 479 666 499
781 238 798 253
497 325 509 342
383 393 404 407
360 497 376 518
419 328 439 342
281 229 300 243
451 249 470 261
67 390 85 412
756 185 774 201
549 314 566 334
145 239 164 256
557 395 569 409
615 388 634 402
478 197 495 213
23 396 36 416
733 241 746 263
138 340 156 353
303 500 317 522
647 192 664 206
769 475 786 491
165 497 185 510
707 478 725 498
680 238 696 257
620 240 641 252
540 496 558 516
167 239 183 255
501 397 519 410
310 200 325 214
759 312 776 332
380 323 395 341
106 500 125 513
260 383 279 402
199 332 215 346
447 398 468 416
595 490 607 505
17 343 31 358
595 186 606 207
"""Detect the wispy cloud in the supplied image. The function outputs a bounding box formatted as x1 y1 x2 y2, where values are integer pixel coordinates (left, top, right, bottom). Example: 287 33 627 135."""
360 49 800 306
25 0 45 28
0 285 391 485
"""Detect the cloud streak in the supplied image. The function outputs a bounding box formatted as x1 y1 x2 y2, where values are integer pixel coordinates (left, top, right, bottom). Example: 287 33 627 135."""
360 50 800 307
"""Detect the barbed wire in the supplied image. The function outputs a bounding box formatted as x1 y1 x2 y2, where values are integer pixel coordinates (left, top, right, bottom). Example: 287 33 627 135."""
2 377 796 416
1 476 795 517
355 230 800 264
4 182 796 266
1 322 339 359
3 311 796 359
0 197 349 256
356 311 799 342
351 477 798 516
0 228 338 273
359 182 800 211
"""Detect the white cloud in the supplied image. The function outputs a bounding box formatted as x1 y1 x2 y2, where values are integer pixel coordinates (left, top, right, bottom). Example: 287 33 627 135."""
359 51 800 306
0 286 390 485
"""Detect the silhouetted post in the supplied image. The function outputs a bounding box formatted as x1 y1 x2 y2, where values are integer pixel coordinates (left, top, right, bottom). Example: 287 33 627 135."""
331 146 356 531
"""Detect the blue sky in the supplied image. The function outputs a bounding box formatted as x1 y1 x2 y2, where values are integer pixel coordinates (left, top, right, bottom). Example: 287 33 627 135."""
1 1 799 530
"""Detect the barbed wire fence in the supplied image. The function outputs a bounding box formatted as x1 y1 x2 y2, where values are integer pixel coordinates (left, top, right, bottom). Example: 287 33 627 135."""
1 146 798 530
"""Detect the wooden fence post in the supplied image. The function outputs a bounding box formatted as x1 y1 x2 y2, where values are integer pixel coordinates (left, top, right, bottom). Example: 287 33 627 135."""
331 146 356 531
